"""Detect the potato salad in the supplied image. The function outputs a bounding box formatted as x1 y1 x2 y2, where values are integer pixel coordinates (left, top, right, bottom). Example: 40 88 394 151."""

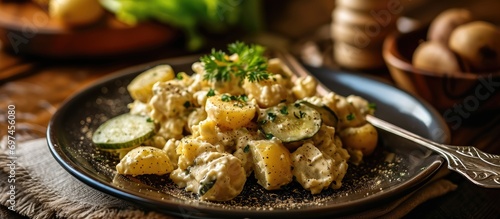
92 42 378 201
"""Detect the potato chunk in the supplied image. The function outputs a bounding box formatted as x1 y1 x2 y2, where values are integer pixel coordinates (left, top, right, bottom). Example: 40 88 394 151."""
127 65 175 103
205 94 256 129
249 139 293 190
291 143 336 194
116 146 174 176
339 123 378 155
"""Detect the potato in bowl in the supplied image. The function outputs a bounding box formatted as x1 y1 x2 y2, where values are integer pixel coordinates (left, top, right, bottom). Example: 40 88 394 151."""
382 8 500 114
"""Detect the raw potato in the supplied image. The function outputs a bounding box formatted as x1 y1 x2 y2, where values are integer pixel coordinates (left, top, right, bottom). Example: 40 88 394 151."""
249 139 293 190
449 21 500 71
205 94 256 129
339 123 378 155
427 8 474 44
49 0 104 27
127 65 175 103
412 41 462 74
116 146 174 176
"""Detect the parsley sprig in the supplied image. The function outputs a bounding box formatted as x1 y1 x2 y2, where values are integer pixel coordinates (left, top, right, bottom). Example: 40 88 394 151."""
221 94 248 102
201 41 271 83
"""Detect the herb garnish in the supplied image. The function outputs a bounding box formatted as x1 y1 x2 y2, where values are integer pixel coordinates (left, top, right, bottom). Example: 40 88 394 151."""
201 41 271 83
238 94 248 102
184 166 192 175
221 94 231 102
221 94 248 102
199 179 217 196
220 94 248 107
176 73 183 80
346 113 355 121
267 112 277 122
280 106 288 115
368 103 377 110
206 88 215 97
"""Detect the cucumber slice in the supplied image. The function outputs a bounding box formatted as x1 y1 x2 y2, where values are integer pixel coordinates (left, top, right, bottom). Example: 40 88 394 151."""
301 101 339 128
258 102 322 142
92 113 155 150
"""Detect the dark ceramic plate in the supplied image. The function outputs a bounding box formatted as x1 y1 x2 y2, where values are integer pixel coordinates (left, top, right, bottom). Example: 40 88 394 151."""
47 55 450 218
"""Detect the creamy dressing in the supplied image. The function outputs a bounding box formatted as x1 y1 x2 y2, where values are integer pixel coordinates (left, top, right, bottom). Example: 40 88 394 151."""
120 52 376 200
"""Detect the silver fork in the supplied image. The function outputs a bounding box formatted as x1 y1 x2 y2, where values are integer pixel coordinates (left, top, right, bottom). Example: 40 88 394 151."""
275 50 500 189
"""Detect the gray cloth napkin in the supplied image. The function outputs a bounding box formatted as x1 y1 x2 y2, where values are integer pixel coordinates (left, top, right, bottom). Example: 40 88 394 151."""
0 138 457 219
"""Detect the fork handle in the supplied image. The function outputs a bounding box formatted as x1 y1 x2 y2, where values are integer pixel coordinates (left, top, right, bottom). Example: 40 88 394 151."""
366 115 500 189
276 50 500 189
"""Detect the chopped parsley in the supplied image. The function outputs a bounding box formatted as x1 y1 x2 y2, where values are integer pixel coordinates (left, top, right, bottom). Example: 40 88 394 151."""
183 101 191 108
267 112 277 122
199 179 216 196
206 88 215 97
368 102 377 110
238 94 248 102
176 73 183 80
280 106 288 115
221 94 231 102
243 145 250 153
265 133 274 139
184 166 192 175
221 94 248 103
346 113 355 121
201 41 271 83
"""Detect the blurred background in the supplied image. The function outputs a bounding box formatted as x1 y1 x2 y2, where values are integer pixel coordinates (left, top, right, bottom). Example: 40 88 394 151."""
1 0 499 59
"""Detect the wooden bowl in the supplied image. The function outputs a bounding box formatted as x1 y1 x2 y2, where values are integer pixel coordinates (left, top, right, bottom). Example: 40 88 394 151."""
0 1 178 59
382 25 500 114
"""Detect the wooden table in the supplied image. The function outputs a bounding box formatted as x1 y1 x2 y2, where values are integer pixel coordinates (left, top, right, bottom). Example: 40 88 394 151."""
1 1 500 218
